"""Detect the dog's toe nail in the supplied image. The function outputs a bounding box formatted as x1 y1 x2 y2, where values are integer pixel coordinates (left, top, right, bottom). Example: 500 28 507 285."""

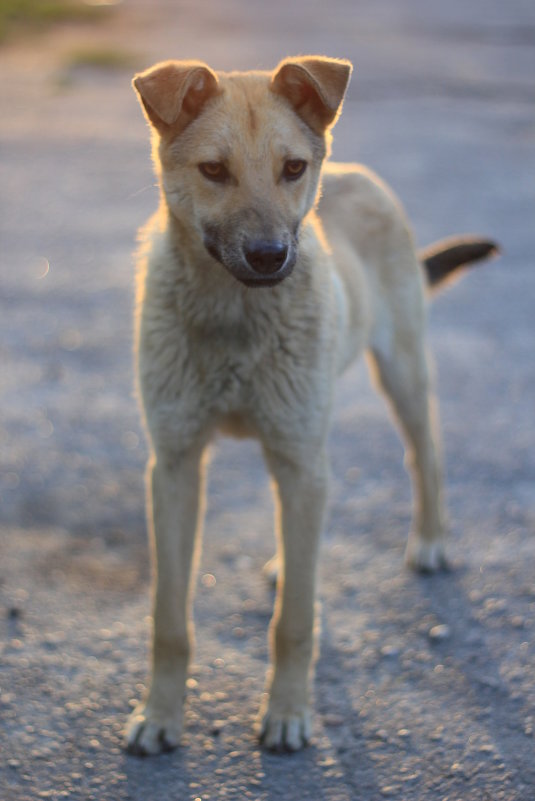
158 729 177 753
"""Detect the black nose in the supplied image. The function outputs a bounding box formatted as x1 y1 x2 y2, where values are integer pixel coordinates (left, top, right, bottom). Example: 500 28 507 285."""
244 241 289 275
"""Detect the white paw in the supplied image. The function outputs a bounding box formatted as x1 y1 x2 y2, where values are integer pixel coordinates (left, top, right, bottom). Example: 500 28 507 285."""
259 706 312 751
405 536 448 573
125 705 182 756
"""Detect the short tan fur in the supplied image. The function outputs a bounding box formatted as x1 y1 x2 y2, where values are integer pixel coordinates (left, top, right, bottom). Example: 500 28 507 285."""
126 56 497 755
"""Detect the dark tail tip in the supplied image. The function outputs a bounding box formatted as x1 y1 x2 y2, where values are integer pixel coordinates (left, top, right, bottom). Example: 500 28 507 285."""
420 236 501 289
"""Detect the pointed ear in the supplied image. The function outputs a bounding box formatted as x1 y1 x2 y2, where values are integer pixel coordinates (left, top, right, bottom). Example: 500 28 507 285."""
271 56 352 132
132 60 220 133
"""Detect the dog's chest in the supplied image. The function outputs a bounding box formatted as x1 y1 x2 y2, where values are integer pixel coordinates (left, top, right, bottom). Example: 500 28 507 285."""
192 321 260 405
140 271 330 451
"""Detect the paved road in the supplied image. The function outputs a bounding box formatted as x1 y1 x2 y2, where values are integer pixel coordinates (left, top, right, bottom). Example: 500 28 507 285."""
1 1 534 799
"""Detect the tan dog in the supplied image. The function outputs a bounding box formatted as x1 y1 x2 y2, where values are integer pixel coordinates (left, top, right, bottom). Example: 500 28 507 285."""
126 56 497 755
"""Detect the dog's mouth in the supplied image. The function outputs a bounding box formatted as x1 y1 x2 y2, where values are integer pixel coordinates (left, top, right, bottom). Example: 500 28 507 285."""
203 231 297 288
240 274 289 288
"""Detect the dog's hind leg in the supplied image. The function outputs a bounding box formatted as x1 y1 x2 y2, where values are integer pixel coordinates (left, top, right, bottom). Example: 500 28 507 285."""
126 446 206 755
258 443 329 750
367 313 447 572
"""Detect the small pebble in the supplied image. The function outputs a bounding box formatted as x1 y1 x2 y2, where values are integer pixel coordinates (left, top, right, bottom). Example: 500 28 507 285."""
428 624 451 642
478 675 501 689
401 772 420 783
323 714 344 727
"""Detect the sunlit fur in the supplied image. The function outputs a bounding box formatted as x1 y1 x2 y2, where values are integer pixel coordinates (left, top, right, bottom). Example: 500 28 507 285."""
127 56 452 756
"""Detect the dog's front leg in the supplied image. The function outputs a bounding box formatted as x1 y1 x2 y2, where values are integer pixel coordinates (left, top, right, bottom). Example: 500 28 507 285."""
259 444 329 751
126 447 205 755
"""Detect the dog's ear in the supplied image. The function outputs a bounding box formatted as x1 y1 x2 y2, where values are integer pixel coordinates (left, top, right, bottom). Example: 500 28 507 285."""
133 60 219 133
271 56 352 132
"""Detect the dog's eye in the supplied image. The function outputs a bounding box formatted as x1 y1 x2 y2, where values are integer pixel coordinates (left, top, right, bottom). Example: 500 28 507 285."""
283 159 307 181
199 162 229 183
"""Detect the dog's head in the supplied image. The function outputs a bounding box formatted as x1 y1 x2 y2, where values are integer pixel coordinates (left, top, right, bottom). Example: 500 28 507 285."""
133 57 352 287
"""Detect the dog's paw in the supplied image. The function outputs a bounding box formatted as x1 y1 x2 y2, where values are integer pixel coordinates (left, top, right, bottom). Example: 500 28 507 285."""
258 706 312 752
125 705 182 756
405 536 448 573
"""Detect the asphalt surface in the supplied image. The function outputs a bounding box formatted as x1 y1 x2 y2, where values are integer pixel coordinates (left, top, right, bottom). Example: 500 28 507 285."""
1 1 534 799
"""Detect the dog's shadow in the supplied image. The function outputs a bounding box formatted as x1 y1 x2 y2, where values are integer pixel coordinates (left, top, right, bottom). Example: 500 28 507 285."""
302 560 531 798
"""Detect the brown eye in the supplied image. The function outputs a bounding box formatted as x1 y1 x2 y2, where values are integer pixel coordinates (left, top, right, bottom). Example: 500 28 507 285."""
283 159 307 181
199 162 229 183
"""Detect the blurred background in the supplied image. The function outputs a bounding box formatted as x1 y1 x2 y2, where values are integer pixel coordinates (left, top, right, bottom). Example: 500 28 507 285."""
1 2 534 800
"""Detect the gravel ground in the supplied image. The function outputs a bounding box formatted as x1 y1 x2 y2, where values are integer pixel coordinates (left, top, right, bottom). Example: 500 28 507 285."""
1 1 534 799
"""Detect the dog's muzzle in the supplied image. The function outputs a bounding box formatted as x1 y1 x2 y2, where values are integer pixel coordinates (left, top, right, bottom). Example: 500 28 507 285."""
203 229 296 287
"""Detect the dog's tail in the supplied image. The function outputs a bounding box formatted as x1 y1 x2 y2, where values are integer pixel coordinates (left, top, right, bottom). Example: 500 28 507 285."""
419 235 500 290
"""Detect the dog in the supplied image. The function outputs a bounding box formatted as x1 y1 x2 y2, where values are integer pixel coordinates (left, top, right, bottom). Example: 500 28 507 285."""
125 56 498 755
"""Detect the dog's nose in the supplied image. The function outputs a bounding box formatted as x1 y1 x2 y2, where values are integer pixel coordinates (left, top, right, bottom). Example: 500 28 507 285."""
244 241 289 275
